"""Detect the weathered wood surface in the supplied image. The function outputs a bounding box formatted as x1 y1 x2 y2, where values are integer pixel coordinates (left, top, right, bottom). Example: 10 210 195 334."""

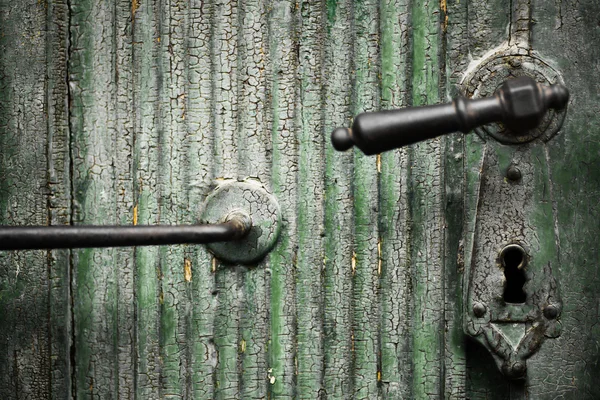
1 0 599 399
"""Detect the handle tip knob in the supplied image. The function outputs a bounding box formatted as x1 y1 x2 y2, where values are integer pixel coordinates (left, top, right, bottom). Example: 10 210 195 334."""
544 84 570 110
331 127 355 151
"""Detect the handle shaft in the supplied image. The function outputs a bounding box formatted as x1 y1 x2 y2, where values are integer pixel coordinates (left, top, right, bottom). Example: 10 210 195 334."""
0 219 250 250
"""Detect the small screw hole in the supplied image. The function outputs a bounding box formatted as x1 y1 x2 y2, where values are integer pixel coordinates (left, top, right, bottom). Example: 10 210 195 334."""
501 245 527 304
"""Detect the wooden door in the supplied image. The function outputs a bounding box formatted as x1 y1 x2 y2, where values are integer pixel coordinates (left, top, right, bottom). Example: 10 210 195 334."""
1 0 599 398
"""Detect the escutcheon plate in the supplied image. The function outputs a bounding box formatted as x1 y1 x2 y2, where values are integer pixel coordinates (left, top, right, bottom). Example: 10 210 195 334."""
462 46 567 144
201 179 281 265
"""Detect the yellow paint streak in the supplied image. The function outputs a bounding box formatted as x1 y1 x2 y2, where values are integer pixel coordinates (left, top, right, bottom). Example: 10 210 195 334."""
377 370 382 382
376 154 381 173
441 0 448 31
133 205 138 226
351 251 357 275
132 0 139 17
212 257 217 273
159 290 164 304
240 339 246 353
377 238 382 276
184 258 192 282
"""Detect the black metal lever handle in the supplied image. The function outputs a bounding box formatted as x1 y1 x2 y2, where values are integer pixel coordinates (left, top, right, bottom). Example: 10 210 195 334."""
0 211 251 250
331 76 569 155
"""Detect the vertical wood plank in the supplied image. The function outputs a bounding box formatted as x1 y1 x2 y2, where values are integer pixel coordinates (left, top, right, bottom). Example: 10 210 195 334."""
295 0 326 397
114 1 136 398
69 0 134 397
351 0 380 397
524 1 600 398
0 1 53 398
237 0 270 398
46 0 73 397
268 0 299 397
132 0 162 396
186 0 218 398
211 0 242 397
378 0 412 398
156 0 190 397
409 0 444 398
323 0 354 397
443 0 469 397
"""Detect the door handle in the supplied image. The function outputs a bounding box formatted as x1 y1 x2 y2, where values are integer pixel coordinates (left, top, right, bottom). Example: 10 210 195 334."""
0 180 282 265
331 76 569 155
0 210 251 250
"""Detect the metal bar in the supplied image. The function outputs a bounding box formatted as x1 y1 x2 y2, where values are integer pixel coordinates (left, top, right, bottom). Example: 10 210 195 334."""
0 220 250 250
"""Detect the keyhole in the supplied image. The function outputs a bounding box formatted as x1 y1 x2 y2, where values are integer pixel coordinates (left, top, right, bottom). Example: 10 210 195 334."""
501 245 527 304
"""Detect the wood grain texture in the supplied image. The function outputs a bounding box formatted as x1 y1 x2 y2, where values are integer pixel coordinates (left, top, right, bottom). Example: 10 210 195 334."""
351 0 380 398
0 1 70 399
295 1 326 398
525 0 600 398
1 0 600 399
69 0 135 397
323 0 355 397
378 1 412 398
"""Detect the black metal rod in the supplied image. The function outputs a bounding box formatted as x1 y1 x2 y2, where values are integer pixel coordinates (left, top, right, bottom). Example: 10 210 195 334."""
0 220 250 250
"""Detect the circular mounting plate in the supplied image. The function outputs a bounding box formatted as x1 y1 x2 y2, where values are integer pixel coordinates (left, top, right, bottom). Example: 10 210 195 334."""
462 49 567 144
201 180 281 265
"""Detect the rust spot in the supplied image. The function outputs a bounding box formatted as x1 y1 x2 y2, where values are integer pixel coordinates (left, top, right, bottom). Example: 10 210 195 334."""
133 205 138 226
184 258 192 282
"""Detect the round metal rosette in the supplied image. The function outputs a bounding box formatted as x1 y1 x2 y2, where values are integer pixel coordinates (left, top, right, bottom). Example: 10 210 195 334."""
462 48 567 144
201 179 281 265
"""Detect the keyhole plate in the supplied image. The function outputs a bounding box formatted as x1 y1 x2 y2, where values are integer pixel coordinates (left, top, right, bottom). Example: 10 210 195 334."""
462 125 563 380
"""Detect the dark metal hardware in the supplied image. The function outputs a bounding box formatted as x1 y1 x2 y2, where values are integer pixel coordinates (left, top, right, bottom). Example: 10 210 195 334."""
0 212 251 250
331 76 569 155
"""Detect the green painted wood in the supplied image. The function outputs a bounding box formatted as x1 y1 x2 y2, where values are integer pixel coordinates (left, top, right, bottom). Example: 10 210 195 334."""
0 1 71 398
323 0 354 397
517 1 600 398
409 1 445 398
378 1 412 398
268 0 298 397
1 0 600 399
351 0 380 398
295 1 326 398
46 0 73 398
69 0 136 397
443 1 469 398
238 0 270 398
